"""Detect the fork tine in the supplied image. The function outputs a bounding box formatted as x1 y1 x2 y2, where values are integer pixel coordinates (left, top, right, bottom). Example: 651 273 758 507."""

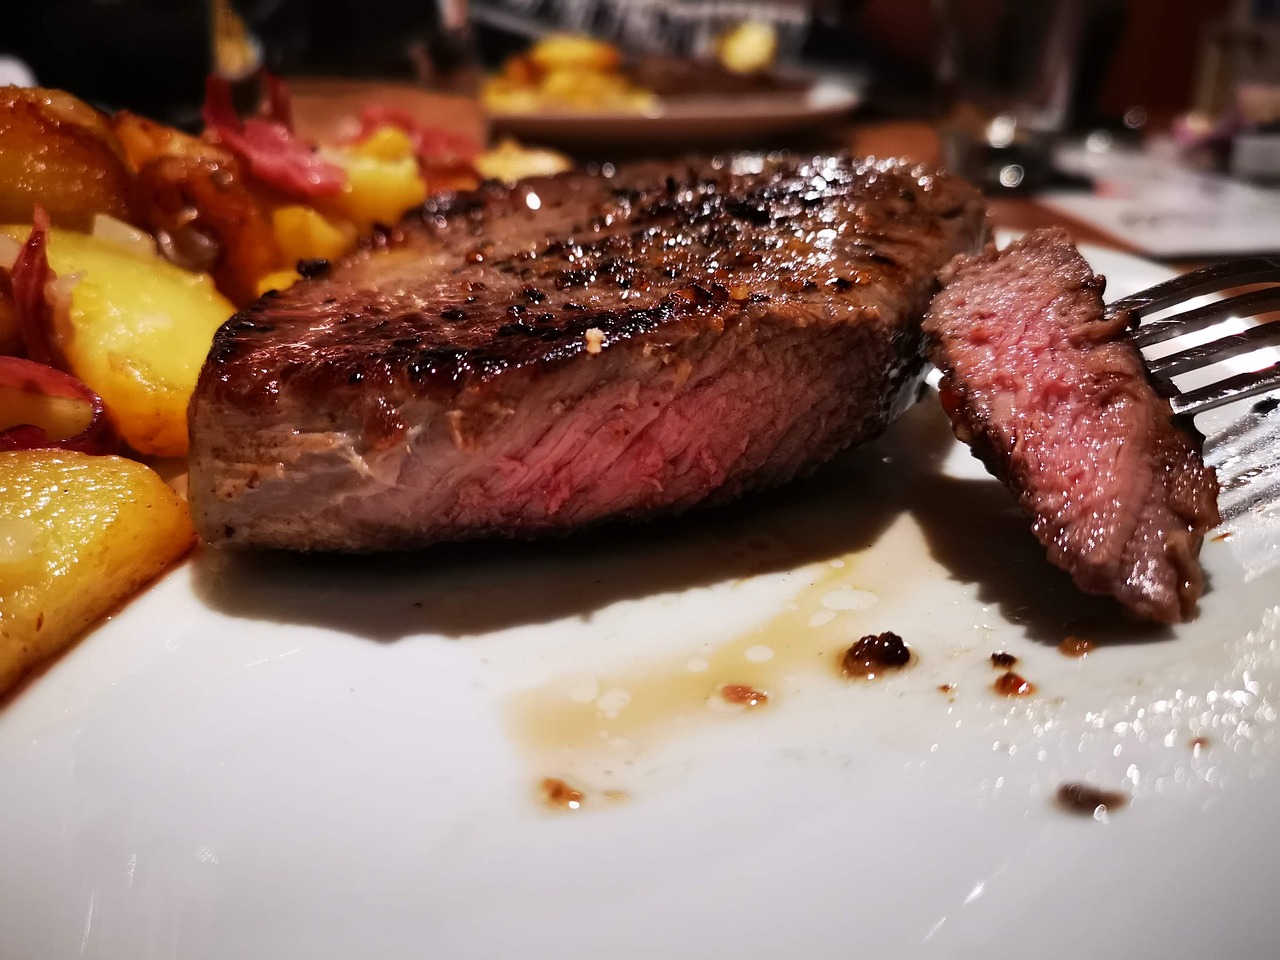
1131 287 1280 347
1146 319 1280 377
1169 361 1280 417
1106 255 1280 322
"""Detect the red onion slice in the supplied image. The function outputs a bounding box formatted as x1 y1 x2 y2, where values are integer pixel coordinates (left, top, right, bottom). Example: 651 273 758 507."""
0 356 117 455
202 75 346 199
10 205 58 366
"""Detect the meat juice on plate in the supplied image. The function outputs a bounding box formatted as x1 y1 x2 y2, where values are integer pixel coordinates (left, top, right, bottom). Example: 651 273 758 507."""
490 397 1279 815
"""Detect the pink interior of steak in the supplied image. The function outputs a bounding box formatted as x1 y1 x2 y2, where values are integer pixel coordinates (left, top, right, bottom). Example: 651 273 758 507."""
924 228 1220 622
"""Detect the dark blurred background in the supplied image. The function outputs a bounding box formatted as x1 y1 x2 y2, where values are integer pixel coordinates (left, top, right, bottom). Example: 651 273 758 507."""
0 0 1241 132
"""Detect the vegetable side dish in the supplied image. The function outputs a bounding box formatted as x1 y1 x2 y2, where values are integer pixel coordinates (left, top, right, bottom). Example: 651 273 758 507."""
0 78 568 697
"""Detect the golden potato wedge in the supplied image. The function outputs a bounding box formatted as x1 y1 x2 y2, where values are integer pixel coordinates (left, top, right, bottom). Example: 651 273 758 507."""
528 34 621 73
272 204 356 265
0 450 194 697
0 87 136 230
323 151 427 233
0 225 236 457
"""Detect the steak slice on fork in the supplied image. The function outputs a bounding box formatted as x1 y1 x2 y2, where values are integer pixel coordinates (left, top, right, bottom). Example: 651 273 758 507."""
188 154 986 551
924 228 1220 622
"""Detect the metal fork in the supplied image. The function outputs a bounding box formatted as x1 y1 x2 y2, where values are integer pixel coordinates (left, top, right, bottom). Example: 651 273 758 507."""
1105 255 1280 418
1106 255 1280 524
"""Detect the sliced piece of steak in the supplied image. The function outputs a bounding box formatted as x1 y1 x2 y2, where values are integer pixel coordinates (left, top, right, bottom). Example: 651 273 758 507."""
924 228 1220 622
189 154 986 551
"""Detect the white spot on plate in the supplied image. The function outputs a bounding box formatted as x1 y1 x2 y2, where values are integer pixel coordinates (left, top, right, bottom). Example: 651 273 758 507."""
808 609 838 628
569 677 600 704
597 688 632 719
745 645 775 663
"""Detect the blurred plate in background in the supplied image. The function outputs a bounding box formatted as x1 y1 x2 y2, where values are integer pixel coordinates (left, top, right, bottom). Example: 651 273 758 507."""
488 76 862 150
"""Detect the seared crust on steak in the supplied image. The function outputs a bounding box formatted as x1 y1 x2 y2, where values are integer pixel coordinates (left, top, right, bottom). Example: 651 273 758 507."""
189 154 986 550
924 229 1220 622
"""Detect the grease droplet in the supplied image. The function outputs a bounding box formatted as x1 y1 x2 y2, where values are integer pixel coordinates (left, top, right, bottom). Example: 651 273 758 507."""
541 778 584 811
718 683 769 708
1056 782 1128 817
994 671 1035 697
841 632 911 679
1059 636 1093 658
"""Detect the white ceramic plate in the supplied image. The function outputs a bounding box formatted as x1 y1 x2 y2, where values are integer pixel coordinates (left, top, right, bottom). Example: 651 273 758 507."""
488 78 861 149
3 246 1280 960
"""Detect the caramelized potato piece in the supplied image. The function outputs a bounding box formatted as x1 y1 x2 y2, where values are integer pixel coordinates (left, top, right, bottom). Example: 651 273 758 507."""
112 109 229 172
1 225 235 456
0 87 135 230
132 154 280 307
0 450 193 697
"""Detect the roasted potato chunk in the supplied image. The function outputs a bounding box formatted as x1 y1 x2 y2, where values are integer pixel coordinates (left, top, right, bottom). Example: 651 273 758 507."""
132 154 280 307
0 87 135 230
0 450 193 697
1 225 236 456
112 109 229 172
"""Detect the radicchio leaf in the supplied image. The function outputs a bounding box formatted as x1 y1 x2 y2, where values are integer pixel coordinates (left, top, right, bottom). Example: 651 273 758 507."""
202 74 346 199
0 356 117 455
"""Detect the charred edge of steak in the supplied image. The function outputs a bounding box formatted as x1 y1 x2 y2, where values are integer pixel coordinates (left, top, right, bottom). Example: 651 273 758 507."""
201 153 987 410
924 228 1220 623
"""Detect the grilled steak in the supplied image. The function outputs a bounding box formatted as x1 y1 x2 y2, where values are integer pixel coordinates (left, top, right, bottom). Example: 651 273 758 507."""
924 229 1220 622
189 154 986 550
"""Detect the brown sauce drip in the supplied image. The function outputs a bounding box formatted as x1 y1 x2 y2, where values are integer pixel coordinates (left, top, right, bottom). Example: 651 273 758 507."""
994 671 1035 697
541 777 584 811
1190 735 1210 753
989 651 1017 668
938 683 956 694
718 683 769 707
841 632 911 679
1058 636 1093 658
1212 531 1233 542
1056 782 1128 816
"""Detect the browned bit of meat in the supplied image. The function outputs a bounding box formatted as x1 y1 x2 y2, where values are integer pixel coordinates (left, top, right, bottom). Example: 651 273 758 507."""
923 228 1220 623
990 651 1018 668
841 631 912 679
1056 782 1129 816
1059 635 1094 658
188 154 986 551
541 777 584 810
718 683 769 707
993 671 1035 697
938 683 956 694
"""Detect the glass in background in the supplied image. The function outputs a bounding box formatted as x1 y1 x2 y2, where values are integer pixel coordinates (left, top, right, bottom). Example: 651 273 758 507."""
934 0 1094 192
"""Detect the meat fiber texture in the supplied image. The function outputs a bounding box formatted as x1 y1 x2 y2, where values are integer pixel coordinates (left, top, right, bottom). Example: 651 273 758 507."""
924 228 1220 622
188 154 986 551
